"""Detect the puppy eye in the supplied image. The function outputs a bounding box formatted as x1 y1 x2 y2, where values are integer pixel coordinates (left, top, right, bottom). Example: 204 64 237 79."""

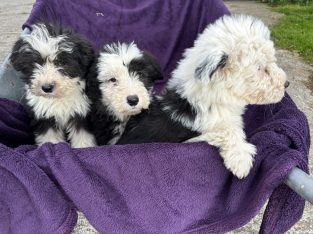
109 77 117 83
257 65 262 71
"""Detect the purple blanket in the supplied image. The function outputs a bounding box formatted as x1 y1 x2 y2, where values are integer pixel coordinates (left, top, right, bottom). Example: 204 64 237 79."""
0 96 309 233
0 0 310 233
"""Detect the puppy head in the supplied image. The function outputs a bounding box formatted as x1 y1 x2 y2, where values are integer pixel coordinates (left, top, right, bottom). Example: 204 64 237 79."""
193 15 287 105
10 23 94 99
96 42 162 119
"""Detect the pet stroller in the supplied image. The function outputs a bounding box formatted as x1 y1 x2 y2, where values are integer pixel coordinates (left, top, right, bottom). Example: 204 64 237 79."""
0 0 312 233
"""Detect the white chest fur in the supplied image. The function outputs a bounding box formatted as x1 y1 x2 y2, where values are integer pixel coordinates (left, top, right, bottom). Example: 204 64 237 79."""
25 88 91 127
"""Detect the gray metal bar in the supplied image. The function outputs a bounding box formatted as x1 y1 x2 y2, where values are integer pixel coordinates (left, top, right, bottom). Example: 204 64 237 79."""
285 167 313 204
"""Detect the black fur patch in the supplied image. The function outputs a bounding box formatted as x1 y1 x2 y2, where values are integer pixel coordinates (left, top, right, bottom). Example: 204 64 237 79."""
88 100 123 145
195 53 228 80
195 59 208 80
10 40 44 82
31 117 57 137
117 89 198 144
210 53 228 78
161 89 197 122
128 51 163 90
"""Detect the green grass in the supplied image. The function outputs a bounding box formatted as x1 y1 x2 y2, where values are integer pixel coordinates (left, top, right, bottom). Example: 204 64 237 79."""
270 2 313 64
268 0 312 4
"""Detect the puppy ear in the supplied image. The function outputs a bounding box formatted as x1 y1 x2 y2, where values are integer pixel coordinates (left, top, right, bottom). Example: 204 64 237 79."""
10 39 43 76
195 53 228 80
69 34 95 74
141 52 163 81
85 57 102 101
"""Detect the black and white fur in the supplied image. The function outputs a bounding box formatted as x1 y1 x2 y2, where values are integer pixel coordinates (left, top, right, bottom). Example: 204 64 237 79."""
118 15 289 179
10 23 96 148
118 90 199 144
86 42 163 145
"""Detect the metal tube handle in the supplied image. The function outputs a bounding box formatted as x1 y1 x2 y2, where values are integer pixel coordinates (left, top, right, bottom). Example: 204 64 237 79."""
285 167 313 204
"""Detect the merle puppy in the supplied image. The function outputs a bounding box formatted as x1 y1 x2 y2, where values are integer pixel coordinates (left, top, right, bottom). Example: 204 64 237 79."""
86 42 163 145
10 23 96 148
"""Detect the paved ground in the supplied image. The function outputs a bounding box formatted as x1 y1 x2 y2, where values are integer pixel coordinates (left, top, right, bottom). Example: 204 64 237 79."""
0 0 33 64
0 0 312 233
226 1 313 233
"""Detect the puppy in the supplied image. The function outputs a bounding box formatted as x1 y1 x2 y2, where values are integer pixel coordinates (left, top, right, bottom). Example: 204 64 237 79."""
87 42 163 145
10 23 96 148
118 15 288 178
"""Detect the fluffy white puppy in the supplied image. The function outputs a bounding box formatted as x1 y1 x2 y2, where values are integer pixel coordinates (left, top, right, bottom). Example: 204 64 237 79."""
118 15 288 179
174 14 288 178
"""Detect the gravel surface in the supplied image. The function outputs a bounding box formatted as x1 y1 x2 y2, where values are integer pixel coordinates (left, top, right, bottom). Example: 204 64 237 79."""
0 0 312 233
0 0 33 64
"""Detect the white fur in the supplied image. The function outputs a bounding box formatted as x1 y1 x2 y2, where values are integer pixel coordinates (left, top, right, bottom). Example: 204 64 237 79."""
169 15 287 178
102 42 142 65
67 127 97 148
36 128 65 145
21 24 74 61
21 24 73 60
26 78 90 128
97 42 150 121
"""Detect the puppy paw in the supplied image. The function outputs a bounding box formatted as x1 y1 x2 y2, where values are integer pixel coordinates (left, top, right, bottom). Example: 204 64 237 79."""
69 129 97 148
36 129 65 146
184 136 206 143
71 139 96 148
223 143 256 179
184 137 198 143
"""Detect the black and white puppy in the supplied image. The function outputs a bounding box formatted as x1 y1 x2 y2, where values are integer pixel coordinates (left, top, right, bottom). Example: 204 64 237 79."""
10 23 96 148
86 42 163 145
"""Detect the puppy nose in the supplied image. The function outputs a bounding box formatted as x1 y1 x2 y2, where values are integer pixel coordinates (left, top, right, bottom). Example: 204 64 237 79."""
41 84 55 93
127 95 139 106
284 81 290 88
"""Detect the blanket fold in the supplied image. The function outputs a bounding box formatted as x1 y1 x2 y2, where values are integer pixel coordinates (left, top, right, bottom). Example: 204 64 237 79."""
0 144 77 234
